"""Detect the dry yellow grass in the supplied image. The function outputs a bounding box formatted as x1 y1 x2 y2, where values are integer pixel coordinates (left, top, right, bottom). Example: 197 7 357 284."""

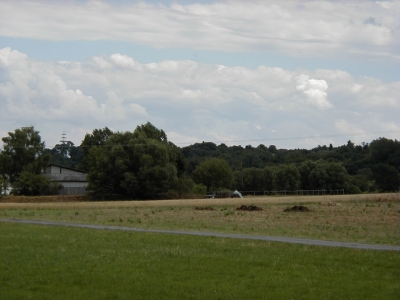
1 193 397 209
1 193 399 245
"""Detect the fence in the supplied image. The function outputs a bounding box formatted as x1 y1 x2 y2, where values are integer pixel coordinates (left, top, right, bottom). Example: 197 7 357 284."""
240 189 345 196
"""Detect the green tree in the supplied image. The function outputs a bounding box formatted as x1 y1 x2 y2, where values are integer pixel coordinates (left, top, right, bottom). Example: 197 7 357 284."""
308 163 329 189
372 163 399 192
45 141 84 169
86 124 178 199
12 172 62 196
325 162 350 189
1 127 50 184
192 183 207 195
232 170 243 191
298 160 317 190
369 138 400 168
242 168 265 191
172 176 195 198
273 164 301 191
350 175 369 192
134 122 167 142
80 127 114 171
192 158 233 191
263 166 275 191
131 132 177 197
309 161 350 190
0 179 5 197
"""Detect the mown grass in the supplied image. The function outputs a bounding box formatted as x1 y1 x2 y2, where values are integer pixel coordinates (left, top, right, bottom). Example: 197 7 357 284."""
1 222 399 300
1 194 399 245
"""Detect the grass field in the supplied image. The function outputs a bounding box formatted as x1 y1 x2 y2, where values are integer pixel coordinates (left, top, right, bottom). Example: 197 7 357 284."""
1 222 399 300
1 193 399 245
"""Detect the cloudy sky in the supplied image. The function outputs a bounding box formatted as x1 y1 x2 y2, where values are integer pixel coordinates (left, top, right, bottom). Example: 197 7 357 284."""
0 0 399 149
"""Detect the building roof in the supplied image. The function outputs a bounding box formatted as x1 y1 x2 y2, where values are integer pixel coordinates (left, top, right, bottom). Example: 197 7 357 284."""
46 164 87 174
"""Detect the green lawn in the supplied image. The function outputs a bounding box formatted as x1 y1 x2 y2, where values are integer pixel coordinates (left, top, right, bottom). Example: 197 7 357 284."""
1 222 399 299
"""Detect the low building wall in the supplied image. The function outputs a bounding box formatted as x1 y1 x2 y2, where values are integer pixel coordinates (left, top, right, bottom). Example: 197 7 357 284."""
59 186 87 195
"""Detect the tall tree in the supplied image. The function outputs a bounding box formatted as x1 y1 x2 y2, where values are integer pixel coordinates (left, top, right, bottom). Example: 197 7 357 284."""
45 141 84 169
86 124 178 199
372 163 399 192
1 126 50 184
134 122 167 142
369 138 400 168
273 164 301 191
298 160 317 190
80 127 114 171
263 166 275 191
192 158 233 191
241 168 266 191
309 161 349 190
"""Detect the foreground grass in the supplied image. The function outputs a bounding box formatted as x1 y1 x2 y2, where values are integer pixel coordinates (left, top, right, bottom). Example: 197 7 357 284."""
1 223 399 300
1 194 399 245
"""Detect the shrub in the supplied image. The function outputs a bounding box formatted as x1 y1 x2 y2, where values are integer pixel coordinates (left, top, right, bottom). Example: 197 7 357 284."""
12 172 62 196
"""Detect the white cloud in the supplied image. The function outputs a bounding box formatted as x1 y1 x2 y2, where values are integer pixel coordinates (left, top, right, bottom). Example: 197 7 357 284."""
353 78 400 107
0 0 398 61
166 132 199 146
296 74 332 109
335 119 366 135
0 47 399 148
334 118 400 145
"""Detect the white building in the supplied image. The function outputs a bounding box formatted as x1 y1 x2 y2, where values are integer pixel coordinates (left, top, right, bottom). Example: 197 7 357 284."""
43 164 88 195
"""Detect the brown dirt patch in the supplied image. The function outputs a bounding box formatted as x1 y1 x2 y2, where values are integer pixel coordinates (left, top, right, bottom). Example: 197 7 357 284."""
236 205 263 211
283 205 311 212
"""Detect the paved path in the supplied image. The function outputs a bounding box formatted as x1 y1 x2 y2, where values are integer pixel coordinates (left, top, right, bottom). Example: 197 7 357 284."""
1 218 399 251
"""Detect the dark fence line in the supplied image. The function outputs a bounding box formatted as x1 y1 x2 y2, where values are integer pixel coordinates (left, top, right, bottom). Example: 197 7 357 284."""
240 189 345 196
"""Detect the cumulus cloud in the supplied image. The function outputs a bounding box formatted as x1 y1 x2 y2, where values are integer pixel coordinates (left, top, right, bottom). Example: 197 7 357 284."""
0 48 148 142
0 47 399 148
0 0 398 61
296 74 332 109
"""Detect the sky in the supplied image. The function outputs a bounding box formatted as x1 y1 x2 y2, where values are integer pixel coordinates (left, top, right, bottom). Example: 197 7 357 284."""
0 0 399 150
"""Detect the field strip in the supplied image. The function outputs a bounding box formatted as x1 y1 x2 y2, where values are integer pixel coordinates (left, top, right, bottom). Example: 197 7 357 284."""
1 193 397 208
2 218 399 251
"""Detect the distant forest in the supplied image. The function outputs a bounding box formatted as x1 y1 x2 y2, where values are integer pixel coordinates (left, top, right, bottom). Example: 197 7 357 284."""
42 124 400 196
1 124 398 198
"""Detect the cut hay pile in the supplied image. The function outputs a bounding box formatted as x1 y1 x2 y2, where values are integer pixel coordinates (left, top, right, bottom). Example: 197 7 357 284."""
283 205 311 212
236 205 263 211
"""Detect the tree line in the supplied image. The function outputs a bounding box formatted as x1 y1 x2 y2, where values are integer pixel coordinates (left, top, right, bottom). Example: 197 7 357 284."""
0 124 399 198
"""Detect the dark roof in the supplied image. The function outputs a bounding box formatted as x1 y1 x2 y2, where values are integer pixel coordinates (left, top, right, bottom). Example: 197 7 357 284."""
47 164 87 174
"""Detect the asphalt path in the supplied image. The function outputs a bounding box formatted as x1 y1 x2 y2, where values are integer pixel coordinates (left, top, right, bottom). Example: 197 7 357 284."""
1 218 399 251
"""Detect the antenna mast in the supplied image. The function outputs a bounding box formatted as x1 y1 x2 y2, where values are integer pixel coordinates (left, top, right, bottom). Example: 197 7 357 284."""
60 132 67 145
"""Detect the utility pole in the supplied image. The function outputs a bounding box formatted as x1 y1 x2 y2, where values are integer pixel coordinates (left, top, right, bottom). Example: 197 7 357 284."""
60 132 67 145
60 132 68 158
241 162 243 192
